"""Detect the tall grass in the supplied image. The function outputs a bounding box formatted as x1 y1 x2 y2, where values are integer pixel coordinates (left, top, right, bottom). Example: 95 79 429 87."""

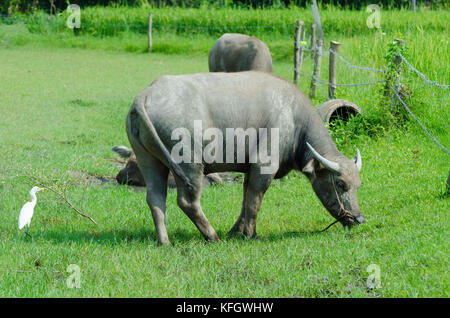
19 6 450 38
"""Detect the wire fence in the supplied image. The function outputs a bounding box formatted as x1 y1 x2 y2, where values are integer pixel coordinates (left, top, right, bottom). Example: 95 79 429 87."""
397 53 450 88
391 53 449 155
391 86 450 155
329 47 385 73
293 40 386 101
294 33 449 155
294 37 386 96
296 71 384 87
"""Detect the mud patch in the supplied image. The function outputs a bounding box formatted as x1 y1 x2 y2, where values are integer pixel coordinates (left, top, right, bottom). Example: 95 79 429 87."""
68 170 241 193
69 170 147 193
68 170 116 187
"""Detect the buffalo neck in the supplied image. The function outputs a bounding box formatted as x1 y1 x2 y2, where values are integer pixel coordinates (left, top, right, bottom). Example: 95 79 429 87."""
294 110 341 171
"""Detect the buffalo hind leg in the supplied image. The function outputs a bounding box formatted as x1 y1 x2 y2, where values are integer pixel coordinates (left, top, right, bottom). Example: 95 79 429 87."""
243 169 273 238
228 173 249 236
176 173 219 242
137 154 170 246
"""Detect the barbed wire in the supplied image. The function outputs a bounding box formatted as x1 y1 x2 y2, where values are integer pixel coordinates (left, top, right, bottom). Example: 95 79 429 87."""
391 86 450 155
397 53 450 88
317 81 330 100
329 47 385 73
316 44 329 57
293 33 449 157
294 70 384 87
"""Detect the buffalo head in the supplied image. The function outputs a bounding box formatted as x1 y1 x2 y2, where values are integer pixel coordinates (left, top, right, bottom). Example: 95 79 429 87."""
303 142 365 227
112 146 224 188
112 146 146 186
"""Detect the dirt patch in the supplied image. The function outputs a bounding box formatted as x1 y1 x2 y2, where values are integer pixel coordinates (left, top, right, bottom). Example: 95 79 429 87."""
68 170 116 187
68 170 242 193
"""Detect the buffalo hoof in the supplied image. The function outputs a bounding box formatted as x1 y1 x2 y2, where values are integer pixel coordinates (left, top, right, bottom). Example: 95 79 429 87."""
205 233 220 242
243 229 258 239
227 228 244 237
157 240 172 247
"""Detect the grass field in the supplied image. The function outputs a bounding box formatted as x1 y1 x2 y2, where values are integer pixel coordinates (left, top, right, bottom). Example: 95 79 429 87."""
0 7 449 297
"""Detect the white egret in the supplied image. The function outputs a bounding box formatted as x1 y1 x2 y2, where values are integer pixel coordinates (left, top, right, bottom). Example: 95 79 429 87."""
18 186 45 237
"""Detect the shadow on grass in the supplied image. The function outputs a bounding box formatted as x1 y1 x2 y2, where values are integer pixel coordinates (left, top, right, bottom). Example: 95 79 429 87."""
257 230 327 242
29 227 157 245
28 227 327 246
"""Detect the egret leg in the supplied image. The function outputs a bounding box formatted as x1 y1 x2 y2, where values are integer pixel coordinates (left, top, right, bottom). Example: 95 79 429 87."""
25 225 32 238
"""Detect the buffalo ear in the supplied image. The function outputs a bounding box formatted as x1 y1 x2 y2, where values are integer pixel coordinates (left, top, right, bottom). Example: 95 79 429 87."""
302 159 317 179
112 145 133 158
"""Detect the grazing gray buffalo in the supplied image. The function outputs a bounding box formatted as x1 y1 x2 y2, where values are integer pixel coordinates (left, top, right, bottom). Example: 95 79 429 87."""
126 71 364 245
112 146 223 188
208 33 272 73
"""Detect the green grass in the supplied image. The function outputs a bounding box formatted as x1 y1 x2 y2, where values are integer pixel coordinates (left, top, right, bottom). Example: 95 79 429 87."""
17 6 449 38
0 8 449 297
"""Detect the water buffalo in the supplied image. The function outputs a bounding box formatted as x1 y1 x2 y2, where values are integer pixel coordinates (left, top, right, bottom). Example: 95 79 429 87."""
208 33 272 73
126 71 364 245
112 146 223 188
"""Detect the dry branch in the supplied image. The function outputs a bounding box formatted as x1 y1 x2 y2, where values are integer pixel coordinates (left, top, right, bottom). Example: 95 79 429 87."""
26 175 98 225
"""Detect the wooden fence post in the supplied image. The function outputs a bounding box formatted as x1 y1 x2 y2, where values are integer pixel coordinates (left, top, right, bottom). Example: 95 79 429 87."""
385 38 406 112
328 41 340 99
310 23 316 58
393 38 405 79
412 0 416 12
309 39 323 99
384 38 405 96
148 13 153 53
49 0 56 15
299 28 306 78
293 20 304 84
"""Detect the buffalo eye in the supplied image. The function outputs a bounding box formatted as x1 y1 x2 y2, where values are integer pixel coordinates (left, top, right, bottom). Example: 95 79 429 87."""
336 179 346 191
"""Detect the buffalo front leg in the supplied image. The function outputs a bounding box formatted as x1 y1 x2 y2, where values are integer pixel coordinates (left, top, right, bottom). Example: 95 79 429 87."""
228 173 249 236
243 170 273 238
176 174 219 242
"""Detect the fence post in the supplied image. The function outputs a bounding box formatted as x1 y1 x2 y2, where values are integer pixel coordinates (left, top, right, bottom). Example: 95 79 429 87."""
328 41 340 99
386 38 406 113
299 28 306 78
412 0 416 12
148 13 153 53
49 0 56 15
293 20 304 84
310 23 316 58
393 38 405 77
384 38 405 98
309 39 323 99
